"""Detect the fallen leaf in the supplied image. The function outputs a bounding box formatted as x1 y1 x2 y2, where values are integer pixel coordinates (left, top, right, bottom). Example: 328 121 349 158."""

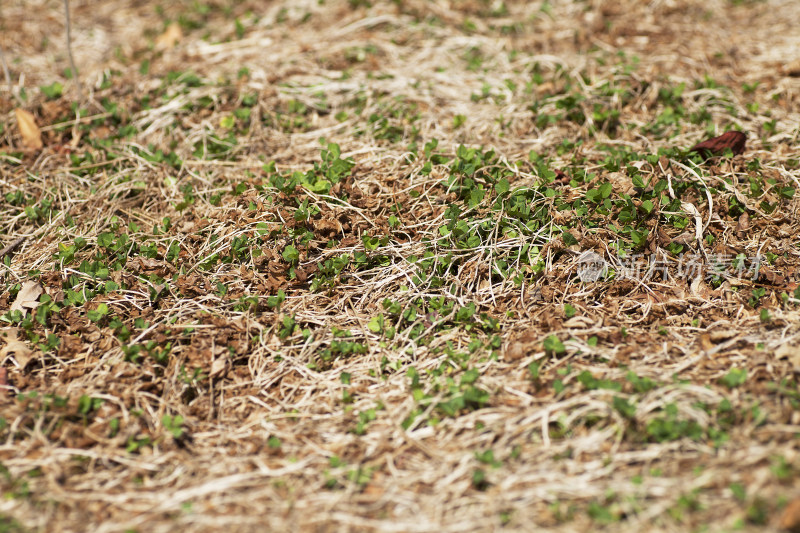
209 356 229 379
294 267 308 284
784 60 800 78
608 171 634 195
156 22 183 50
362 482 384 498
780 496 800 532
689 131 746 157
776 344 800 370
553 169 569 183
503 341 526 361
15 108 43 150
737 212 750 237
672 231 695 246
9 281 44 316
0 328 34 369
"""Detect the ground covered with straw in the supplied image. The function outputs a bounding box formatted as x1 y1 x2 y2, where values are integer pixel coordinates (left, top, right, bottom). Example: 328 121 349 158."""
2 0 800 531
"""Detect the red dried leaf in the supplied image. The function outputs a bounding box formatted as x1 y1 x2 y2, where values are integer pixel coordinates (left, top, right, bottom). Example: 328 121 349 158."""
689 131 746 157
553 169 570 184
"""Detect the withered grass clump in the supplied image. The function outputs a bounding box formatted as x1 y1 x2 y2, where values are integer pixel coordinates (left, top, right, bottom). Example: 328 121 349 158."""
1 0 800 531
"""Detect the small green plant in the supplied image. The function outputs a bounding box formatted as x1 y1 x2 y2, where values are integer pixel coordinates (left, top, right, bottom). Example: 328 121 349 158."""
40 81 64 99
162 414 185 439
720 368 747 389
77 395 103 416
87 303 110 323
749 287 766 307
543 335 566 356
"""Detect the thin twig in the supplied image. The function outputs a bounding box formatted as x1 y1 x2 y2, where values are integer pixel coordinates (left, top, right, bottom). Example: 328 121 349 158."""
0 236 25 260
63 0 83 101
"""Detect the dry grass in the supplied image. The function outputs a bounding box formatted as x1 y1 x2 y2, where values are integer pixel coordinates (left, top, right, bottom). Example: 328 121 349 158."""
2 0 800 531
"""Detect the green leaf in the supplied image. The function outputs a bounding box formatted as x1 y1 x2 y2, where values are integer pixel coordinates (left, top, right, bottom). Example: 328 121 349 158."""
612 396 636 418
266 289 286 309
40 82 63 99
562 231 578 246
363 234 381 251
367 315 383 333
720 368 747 389
219 115 235 129
461 368 480 385
78 395 92 415
528 361 540 381
282 245 299 264
543 335 565 355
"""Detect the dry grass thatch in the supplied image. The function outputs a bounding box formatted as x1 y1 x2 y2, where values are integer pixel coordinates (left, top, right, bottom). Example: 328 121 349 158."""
2 0 800 531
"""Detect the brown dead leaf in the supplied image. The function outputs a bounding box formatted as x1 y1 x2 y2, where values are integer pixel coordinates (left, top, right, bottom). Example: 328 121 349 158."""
156 22 183 50
312 218 343 238
608 172 634 196
15 108 43 150
504 328 539 361
784 60 800 78
737 212 750 238
129 257 175 276
209 356 229 379
503 341 526 361
294 267 309 284
10 281 44 316
780 496 800 532
672 231 695 246
362 482 384 498
0 328 34 369
776 344 800 370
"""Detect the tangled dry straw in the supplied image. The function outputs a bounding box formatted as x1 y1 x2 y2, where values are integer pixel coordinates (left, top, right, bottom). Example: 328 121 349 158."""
1 0 800 531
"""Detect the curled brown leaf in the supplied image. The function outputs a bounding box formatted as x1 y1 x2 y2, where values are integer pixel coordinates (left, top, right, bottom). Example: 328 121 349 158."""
689 131 746 157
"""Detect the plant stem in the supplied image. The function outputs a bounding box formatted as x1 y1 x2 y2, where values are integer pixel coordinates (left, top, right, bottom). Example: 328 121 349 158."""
63 0 83 101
